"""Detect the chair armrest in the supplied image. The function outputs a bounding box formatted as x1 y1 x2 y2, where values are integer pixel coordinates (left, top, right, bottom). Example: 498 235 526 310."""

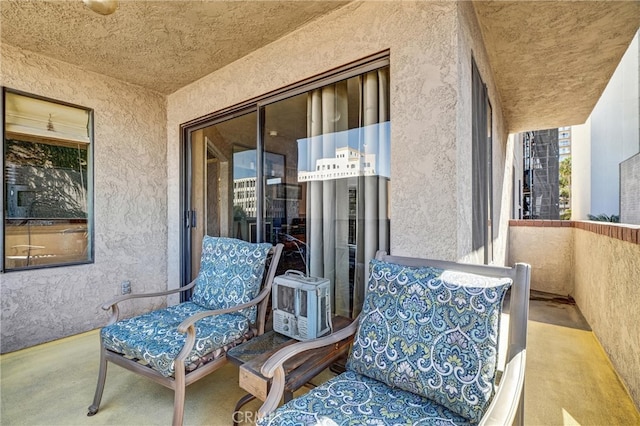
172 283 275 365
257 317 360 419
176 283 272 333
479 347 527 426
101 280 197 325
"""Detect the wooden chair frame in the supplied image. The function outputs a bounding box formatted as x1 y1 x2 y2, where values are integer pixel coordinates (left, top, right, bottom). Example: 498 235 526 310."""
258 251 531 425
88 243 283 426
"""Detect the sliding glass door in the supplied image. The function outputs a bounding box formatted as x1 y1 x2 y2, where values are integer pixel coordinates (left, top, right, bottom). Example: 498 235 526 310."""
182 57 390 317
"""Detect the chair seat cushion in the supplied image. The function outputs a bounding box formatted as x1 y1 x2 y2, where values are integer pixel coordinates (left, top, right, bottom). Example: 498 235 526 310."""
257 371 472 426
101 302 252 377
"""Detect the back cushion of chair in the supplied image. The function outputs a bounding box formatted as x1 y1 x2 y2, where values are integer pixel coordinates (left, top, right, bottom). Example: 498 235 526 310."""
191 236 272 322
346 258 512 423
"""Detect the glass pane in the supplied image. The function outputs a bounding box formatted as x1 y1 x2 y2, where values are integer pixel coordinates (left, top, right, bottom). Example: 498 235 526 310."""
234 144 262 242
188 111 257 279
264 67 391 318
263 93 308 275
4 138 90 269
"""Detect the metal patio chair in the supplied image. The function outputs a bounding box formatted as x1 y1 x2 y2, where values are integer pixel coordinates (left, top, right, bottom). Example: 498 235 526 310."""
88 236 283 426
257 251 530 425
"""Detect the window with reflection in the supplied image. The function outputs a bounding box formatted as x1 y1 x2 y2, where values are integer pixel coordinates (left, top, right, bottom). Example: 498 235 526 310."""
3 89 93 271
263 69 390 318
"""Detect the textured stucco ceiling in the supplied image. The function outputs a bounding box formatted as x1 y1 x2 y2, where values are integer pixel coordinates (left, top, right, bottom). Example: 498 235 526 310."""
0 0 350 95
1 1 638 132
474 1 640 132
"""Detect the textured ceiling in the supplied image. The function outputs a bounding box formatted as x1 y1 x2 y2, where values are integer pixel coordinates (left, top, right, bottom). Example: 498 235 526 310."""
474 1 640 132
1 1 639 132
0 0 350 94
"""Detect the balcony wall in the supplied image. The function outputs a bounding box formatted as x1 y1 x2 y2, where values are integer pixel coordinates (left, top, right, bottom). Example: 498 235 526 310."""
508 221 574 295
509 220 640 410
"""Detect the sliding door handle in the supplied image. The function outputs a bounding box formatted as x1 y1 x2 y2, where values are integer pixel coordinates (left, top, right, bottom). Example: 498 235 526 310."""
184 210 197 228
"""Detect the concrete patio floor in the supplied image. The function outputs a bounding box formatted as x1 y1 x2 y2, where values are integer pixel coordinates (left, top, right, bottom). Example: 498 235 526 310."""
1 292 639 425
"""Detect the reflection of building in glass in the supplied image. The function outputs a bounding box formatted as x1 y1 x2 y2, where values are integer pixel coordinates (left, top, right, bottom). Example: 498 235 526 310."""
298 147 377 182
233 177 287 220
296 123 391 182
233 177 257 217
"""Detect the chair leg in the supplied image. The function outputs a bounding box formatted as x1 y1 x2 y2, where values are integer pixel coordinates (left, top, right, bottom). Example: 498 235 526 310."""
233 393 257 426
172 368 186 426
87 344 108 416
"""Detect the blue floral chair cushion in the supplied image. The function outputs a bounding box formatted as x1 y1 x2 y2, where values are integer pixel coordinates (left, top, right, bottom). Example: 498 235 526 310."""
101 302 252 377
191 236 272 323
346 259 512 423
257 370 472 426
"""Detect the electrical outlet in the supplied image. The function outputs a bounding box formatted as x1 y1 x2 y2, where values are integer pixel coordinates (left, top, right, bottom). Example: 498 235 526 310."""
121 280 131 295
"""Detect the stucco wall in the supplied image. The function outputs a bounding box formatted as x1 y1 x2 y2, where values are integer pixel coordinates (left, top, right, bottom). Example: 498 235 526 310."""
508 222 574 295
166 1 510 293
620 153 640 224
0 44 168 353
571 120 592 220
572 227 640 408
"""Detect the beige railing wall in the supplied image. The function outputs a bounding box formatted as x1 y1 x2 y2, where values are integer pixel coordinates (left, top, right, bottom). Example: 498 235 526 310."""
508 220 574 295
509 220 640 410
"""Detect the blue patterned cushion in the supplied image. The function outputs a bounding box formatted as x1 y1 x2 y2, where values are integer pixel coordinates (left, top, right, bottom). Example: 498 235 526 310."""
346 259 512 423
191 236 271 323
257 370 472 426
101 302 252 377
